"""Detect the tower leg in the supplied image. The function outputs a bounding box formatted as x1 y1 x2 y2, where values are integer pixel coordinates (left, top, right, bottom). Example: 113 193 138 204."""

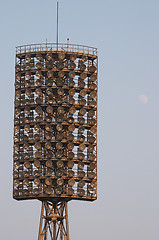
38 201 69 240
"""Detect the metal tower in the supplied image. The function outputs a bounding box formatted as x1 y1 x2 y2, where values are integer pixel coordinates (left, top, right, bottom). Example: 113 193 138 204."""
13 42 98 239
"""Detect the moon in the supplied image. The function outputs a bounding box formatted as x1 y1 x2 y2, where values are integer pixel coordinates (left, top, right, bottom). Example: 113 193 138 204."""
139 94 148 104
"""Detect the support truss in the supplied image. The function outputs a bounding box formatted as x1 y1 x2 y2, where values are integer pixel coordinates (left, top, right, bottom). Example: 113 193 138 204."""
38 201 69 240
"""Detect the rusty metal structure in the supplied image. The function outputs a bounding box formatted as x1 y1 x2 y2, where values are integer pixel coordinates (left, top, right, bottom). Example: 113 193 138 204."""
13 42 98 239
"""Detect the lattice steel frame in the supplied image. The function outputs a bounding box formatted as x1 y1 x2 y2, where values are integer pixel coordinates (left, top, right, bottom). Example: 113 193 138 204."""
38 200 69 240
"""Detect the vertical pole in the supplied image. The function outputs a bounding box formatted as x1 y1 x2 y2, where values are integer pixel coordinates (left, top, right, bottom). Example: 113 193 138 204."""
44 204 48 240
65 202 69 240
57 1 59 50
53 202 57 240
60 203 63 240
38 201 45 240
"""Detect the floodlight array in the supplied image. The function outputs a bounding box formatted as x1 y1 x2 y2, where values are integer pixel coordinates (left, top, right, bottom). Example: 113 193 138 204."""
13 48 97 201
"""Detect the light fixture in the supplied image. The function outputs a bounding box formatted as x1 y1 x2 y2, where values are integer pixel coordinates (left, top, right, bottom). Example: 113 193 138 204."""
56 150 63 158
35 106 43 115
78 134 85 142
90 91 97 99
46 160 53 168
34 178 41 186
34 170 40 177
14 179 20 187
69 106 76 115
58 70 64 78
79 108 86 116
68 133 74 141
68 124 75 132
79 63 86 71
79 143 86 151
25 54 31 61
46 53 52 60
78 126 85 134
57 88 64 96
13 171 19 178
23 189 29 196
25 72 31 79
78 180 85 188
58 52 65 60
88 143 95 152
45 169 52 177
33 188 39 195
57 178 64 186
23 179 29 186
79 89 87 97
89 83 97 90
80 72 87 80
24 161 31 169
78 170 85 178
89 74 97 82
45 178 52 186
56 142 63 150
90 126 97 134
36 62 42 69
87 135 95 144
77 188 85 196
78 152 85 160
88 171 96 179
88 162 96 171
68 88 75 96
55 186 62 195
68 178 75 187
68 79 75 87
87 117 96 125
70 54 77 62
35 151 42 158
56 61 64 70
88 153 96 161
36 79 43 86
78 161 84 169
45 187 52 195
34 160 41 168
68 152 74 159
67 117 74 124
47 71 53 78
69 97 75 104
57 106 64 114
67 142 74 151
68 188 74 195
89 65 96 73
56 123 63 131
89 100 96 107
69 62 76 69
56 169 63 177
36 70 42 78
68 160 74 168
78 80 85 88
78 117 85 125
25 89 32 96
34 142 42 150
68 170 74 177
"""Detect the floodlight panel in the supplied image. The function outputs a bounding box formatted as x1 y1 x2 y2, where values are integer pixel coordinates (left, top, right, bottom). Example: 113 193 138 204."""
13 43 98 202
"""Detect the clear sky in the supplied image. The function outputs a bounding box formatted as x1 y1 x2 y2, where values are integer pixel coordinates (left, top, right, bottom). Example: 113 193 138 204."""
1 0 159 239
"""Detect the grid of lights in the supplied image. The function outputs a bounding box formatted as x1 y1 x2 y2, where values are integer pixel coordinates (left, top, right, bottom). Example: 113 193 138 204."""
13 47 97 201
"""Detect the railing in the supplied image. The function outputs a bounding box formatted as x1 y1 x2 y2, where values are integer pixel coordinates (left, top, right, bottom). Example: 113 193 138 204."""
16 43 97 55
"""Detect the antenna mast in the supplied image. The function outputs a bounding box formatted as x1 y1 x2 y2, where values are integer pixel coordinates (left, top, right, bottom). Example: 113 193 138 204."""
57 1 59 50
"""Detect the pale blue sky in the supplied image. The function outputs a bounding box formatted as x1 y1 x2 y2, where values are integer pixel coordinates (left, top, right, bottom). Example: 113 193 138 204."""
1 0 159 239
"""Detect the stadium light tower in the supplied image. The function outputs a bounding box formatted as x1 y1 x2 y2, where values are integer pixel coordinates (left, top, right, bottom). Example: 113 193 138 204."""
13 3 98 240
